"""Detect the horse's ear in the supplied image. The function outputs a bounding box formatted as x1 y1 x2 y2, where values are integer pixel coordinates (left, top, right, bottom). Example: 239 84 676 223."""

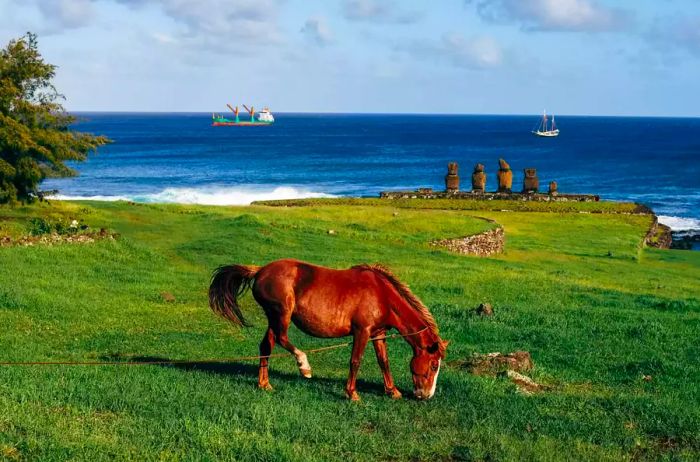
439 339 449 358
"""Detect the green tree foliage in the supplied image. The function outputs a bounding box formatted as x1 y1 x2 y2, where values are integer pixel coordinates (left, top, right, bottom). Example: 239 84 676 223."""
0 32 110 203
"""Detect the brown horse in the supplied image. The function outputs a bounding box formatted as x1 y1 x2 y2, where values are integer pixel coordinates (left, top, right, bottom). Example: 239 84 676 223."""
209 259 448 400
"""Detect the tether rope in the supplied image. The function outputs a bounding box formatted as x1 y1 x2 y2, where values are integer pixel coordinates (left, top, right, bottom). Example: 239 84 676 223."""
0 327 428 367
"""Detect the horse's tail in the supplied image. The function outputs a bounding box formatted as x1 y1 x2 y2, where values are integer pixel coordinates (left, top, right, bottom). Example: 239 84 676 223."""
208 264 261 327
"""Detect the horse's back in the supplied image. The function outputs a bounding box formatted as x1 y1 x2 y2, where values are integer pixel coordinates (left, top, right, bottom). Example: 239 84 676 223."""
254 259 377 301
252 259 389 337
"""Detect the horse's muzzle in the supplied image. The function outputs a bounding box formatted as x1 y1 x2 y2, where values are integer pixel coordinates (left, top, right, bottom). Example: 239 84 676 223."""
413 388 434 400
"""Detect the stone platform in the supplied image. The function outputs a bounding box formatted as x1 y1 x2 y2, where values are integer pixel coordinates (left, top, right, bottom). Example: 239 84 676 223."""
379 189 600 202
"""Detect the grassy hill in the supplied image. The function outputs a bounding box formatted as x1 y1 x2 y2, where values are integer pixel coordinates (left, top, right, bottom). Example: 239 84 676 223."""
0 199 698 461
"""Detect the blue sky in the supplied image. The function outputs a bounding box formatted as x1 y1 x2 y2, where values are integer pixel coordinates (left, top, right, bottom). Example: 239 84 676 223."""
1 0 699 116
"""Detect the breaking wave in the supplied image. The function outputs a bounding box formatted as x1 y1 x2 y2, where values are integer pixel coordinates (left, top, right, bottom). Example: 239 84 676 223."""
657 215 700 231
54 186 335 206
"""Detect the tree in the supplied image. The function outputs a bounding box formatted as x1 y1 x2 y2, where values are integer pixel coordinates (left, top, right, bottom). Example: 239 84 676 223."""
0 32 110 203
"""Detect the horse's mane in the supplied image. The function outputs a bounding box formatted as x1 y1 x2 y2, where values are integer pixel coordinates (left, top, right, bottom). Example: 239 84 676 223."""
353 264 442 344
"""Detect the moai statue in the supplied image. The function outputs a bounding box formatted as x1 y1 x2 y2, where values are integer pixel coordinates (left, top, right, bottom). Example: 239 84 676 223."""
523 168 539 193
471 163 486 193
548 181 558 196
496 158 512 193
445 162 460 193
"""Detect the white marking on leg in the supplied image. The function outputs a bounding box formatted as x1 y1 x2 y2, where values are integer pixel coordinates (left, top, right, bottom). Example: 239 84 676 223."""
294 349 312 378
429 360 441 398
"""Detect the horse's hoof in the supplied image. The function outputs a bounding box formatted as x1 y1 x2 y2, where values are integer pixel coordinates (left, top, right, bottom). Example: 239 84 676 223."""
258 383 273 391
387 388 402 400
346 391 361 401
300 368 312 379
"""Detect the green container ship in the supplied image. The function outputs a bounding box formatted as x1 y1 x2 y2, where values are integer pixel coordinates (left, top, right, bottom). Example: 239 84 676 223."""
212 104 274 126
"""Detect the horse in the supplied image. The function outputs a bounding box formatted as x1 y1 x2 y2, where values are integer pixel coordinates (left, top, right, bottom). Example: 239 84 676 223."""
208 258 448 400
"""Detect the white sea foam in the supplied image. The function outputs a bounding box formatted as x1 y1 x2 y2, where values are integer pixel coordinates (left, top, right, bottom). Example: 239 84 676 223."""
657 215 700 231
54 186 335 206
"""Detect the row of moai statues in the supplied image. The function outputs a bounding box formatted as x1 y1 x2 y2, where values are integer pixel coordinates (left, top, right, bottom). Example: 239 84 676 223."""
444 160 558 194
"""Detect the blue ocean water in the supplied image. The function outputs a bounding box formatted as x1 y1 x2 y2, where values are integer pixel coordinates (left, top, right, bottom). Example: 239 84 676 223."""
43 113 700 229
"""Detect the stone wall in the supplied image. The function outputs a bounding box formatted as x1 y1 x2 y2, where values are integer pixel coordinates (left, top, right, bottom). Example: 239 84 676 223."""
430 227 505 257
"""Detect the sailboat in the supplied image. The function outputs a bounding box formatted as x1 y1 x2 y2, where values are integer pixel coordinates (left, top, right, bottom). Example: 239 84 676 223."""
532 110 559 137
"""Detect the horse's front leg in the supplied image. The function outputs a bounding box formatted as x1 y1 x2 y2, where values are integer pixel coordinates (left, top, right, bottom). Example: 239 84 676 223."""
372 335 402 399
258 327 275 390
346 327 371 401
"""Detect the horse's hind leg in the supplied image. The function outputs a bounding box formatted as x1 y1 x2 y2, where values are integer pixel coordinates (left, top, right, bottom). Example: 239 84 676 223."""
258 327 275 390
274 297 312 379
372 335 402 399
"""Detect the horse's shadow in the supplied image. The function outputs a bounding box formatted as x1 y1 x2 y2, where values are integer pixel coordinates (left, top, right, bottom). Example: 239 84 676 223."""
106 355 398 399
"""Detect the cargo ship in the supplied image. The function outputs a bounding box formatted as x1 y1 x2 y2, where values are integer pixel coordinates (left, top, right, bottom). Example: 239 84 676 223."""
212 104 274 126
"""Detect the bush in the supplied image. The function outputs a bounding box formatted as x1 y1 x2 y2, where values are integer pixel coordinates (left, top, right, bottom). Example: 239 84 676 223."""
28 218 54 236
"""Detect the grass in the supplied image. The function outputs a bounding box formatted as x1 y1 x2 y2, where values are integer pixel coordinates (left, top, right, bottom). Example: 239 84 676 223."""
255 197 648 214
0 199 699 461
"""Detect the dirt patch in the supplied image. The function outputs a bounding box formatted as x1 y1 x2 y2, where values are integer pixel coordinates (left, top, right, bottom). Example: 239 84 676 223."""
451 351 533 375
451 351 549 394
498 370 546 395
475 302 494 316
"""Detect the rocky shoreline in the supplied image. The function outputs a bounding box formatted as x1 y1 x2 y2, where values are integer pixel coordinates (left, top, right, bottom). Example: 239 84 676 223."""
670 229 700 251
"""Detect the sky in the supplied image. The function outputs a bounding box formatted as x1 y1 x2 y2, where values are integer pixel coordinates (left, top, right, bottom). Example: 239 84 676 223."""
1 0 699 116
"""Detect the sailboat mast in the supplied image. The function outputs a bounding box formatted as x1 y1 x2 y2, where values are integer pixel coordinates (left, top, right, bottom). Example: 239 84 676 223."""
543 110 547 132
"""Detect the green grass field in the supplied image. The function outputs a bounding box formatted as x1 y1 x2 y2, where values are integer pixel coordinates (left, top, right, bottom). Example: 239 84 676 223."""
1 199 699 461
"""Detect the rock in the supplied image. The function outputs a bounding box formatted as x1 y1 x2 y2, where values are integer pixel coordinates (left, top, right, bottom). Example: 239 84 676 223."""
160 291 176 303
453 351 533 376
645 217 673 249
471 163 486 193
499 370 544 394
3 230 117 248
523 168 539 193
670 229 700 250
392 212 399 217
548 181 558 196
430 227 504 257
476 303 494 316
327 229 336 235
497 158 512 193
445 162 460 193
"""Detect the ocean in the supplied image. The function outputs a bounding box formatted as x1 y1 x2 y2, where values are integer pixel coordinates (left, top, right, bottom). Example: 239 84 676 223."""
44 113 700 232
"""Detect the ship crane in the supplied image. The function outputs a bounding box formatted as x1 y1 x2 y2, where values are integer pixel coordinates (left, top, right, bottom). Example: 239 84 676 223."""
227 104 240 122
242 104 255 122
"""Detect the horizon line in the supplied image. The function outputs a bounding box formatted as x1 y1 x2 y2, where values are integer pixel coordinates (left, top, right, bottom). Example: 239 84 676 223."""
67 110 700 119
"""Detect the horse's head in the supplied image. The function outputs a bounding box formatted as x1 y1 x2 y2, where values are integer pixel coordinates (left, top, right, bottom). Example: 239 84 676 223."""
410 338 448 400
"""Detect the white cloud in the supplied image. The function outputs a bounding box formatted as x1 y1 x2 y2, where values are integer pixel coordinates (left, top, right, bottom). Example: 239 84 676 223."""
648 16 700 58
300 17 333 46
6 0 96 34
117 0 284 54
467 0 631 32
151 32 177 44
396 33 504 69
39 0 95 29
342 0 422 24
